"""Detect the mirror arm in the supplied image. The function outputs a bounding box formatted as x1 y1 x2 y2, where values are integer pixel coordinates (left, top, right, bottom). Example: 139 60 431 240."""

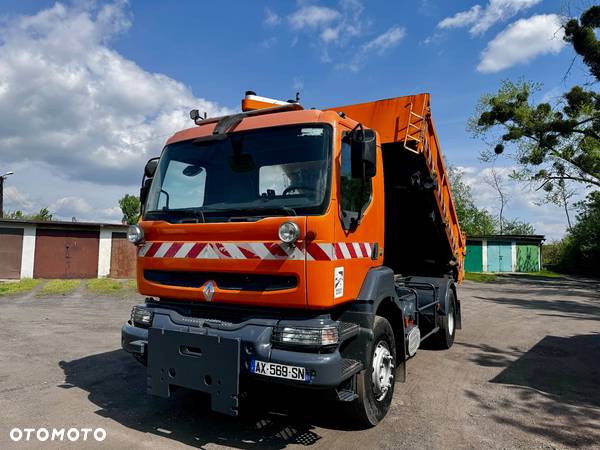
350 122 365 141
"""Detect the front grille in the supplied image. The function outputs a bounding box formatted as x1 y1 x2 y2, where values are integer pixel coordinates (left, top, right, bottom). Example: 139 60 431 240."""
144 270 297 291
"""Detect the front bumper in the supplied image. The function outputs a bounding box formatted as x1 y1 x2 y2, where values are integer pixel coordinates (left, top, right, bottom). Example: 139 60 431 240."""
121 305 362 415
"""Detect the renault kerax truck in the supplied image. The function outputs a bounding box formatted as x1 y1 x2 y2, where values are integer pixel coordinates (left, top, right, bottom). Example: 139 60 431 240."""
122 91 466 426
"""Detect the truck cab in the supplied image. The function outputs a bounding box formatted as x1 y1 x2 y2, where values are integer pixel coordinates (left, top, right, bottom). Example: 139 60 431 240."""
122 92 465 427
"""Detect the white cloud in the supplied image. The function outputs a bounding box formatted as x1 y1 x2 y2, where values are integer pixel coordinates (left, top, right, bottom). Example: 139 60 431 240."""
0 1 231 187
438 0 541 35
477 14 566 73
3 186 34 211
438 5 482 30
50 196 93 218
321 27 340 43
284 1 401 71
264 8 281 26
361 26 406 55
456 165 583 240
261 36 278 48
288 0 367 47
289 5 339 30
0 1 232 222
339 26 406 72
318 0 367 46
421 32 444 46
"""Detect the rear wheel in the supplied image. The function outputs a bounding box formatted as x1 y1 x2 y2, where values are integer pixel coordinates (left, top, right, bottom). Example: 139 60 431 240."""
434 290 456 349
348 316 396 428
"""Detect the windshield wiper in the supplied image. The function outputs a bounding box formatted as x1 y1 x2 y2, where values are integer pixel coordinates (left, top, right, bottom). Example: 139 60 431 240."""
145 206 296 223
202 206 297 217
144 209 205 223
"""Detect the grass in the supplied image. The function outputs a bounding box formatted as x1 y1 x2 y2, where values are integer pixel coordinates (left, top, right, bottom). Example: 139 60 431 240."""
39 279 80 296
2 278 138 297
0 279 42 296
465 269 565 283
464 272 499 283
86 278 124 294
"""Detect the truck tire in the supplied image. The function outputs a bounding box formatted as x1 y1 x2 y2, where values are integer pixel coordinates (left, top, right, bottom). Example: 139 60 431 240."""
347 316 396 428
434 290 456 349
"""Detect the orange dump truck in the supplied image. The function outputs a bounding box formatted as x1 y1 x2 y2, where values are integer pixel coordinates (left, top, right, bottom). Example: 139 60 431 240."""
122 91 465 426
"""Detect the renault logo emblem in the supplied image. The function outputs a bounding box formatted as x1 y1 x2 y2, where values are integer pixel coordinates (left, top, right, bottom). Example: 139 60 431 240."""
202 281 215 302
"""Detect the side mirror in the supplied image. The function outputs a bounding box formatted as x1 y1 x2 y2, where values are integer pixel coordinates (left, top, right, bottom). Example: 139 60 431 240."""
140 157 159 215
139 178 152 207
144 158 159 178
350 127 376 179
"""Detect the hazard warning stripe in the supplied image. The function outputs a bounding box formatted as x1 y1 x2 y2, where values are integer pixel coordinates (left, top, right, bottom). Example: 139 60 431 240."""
138 241 374 261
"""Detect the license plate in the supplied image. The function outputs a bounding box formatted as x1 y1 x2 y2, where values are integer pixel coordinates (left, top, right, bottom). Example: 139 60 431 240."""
250 360 309 382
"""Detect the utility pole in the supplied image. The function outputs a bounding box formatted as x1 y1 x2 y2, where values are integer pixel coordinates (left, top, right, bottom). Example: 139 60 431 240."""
0 171 14 219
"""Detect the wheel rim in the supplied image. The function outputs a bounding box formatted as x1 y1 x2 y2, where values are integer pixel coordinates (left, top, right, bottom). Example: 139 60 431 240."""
448 309 455 336
371 341 394 402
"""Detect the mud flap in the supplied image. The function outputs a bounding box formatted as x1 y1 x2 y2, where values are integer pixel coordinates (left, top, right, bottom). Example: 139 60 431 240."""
147 328 240 416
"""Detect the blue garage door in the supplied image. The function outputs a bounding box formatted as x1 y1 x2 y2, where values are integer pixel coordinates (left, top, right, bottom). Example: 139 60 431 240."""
487 241 512 272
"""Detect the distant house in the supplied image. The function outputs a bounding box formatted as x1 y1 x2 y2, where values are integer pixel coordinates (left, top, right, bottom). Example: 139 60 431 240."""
0 219 136 279
465 235 545 273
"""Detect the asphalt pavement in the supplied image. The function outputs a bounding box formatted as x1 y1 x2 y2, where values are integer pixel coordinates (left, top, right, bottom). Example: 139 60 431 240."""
1 275 599 449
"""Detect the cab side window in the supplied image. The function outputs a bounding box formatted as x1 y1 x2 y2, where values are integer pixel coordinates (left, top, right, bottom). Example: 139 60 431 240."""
340 140 372 227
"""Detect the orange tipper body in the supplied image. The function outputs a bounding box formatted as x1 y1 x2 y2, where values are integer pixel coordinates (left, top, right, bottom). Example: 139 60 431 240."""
326 94 466 281
122 91 465 423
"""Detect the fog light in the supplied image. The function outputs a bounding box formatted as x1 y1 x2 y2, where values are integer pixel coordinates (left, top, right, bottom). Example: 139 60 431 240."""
278 221 300 244
127 224 144 244
273 325 339 347
131 306 153 328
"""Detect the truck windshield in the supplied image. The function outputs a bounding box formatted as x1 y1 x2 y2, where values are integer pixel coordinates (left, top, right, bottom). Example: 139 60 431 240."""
144 124 332 222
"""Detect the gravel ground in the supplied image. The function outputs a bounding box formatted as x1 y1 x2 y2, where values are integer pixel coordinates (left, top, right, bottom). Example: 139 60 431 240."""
0 275 599 449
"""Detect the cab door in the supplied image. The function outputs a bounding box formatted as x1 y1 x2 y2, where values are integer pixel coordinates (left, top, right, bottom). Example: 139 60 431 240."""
332 127 384 304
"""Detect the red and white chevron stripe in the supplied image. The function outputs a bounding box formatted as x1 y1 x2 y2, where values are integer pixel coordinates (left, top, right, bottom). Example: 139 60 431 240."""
138 241 373 261
305 242 373 261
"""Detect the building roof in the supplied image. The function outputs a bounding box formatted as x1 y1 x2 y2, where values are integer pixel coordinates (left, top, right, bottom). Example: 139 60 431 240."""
466 234 545 243
0 218 128 229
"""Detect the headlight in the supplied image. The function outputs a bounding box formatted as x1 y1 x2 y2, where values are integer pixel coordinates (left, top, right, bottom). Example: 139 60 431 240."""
272 325 339 347
278 221 300 244
127 224 144 244
131 306 153 328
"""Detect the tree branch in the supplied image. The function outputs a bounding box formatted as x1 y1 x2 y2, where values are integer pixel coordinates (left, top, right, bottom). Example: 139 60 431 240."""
536 175 600 189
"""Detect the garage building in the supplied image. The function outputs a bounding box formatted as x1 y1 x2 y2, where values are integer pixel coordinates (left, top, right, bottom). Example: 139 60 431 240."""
464 235 545 273
0 219 136 279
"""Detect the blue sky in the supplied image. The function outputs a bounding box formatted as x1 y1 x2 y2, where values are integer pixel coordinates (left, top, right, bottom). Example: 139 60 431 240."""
0 0 592 238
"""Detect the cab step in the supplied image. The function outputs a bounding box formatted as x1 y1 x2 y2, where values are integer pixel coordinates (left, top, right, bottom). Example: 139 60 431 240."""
341 358 362 378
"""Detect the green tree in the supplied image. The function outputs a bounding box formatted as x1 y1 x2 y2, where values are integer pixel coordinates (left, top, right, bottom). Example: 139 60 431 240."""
502 218 536 235
448 166 535 236
484 167 509 234
5 210 25 219
119 194 140 225
31 207 53 221
448 166 497 236
470 6 600 193
553 191 600 275
5 208 53 221
469 5 600 274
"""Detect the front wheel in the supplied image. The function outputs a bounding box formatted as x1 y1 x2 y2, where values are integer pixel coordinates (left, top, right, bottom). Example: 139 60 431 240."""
347 316 396 428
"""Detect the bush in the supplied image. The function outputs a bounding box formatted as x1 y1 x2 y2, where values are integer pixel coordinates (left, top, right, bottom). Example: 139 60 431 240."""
547 192 600 276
